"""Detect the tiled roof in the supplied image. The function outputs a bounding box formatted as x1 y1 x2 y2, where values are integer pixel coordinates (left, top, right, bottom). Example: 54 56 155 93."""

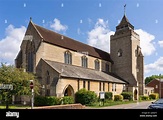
33 23 113 62
44 59 126 84
116 15 134 30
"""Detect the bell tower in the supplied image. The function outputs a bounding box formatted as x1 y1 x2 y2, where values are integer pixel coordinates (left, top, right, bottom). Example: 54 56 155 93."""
110 9 144 98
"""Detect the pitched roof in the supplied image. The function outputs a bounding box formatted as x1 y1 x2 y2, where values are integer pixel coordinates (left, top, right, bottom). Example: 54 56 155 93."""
43 59 127 84
32 22 113 62
116 15 134 30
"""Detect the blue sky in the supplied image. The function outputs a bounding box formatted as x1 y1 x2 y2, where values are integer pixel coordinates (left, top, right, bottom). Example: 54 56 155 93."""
0 0 163 78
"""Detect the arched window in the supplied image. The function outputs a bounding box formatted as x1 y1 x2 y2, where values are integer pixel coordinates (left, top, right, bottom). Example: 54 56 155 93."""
46 71 50 84
26 41 35 72
27 51 33 72
117 49 123 57
81 56 88 68
64 51 72 64
95 59 100 70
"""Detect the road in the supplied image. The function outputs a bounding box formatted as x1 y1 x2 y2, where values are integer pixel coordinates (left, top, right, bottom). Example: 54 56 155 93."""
86 100 155 109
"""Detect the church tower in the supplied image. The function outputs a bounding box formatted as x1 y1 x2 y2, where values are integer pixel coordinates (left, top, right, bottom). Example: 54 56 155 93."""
110 12 144 99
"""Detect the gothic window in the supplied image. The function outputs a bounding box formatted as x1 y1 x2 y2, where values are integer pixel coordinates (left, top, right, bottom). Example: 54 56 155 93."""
99 82 101 91
83 80 86 88
105 63 109 73
123 84 126 91
95 59 100 70
64 51 72 64
117 49 123 57
27 51 33 72
88 81 90 90
26 41 35 72
103 82 105 91
78 79 80 90
108 83 110 91
112 83 116 91
46 71 50 84
81 56 88 68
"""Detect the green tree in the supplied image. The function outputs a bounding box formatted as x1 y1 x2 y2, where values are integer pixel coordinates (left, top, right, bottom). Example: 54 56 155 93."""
0 63 41 109
145 74 163 85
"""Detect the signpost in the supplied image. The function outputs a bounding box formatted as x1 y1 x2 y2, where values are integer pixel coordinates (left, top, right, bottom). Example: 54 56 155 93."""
0 84 13 109
30 80 34 109
99 92 105 106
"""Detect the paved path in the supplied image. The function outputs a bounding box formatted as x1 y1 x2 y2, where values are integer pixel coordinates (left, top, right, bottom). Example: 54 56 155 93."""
85 100 155 109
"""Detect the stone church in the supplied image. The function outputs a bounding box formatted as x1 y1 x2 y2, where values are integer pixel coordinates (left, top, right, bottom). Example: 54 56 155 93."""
15 14 144 100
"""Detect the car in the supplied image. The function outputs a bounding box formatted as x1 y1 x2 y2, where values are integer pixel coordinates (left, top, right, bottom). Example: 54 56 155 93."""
147 98 163 109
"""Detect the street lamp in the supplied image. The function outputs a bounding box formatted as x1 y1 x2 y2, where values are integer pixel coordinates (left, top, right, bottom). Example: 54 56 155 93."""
29 80 34 109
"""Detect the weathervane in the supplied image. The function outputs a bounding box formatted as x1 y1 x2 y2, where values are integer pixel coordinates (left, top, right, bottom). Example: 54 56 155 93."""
30 17 32 21
124 4 126 15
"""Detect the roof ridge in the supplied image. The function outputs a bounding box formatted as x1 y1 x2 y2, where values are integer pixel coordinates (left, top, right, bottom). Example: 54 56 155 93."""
31 21 112 62
33 23 110 54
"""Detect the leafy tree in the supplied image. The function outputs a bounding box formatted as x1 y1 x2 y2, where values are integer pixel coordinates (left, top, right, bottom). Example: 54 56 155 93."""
145 74 163 85
0 63 41 109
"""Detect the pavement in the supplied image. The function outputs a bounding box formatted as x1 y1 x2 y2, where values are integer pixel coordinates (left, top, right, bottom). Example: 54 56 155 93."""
85 100 155 109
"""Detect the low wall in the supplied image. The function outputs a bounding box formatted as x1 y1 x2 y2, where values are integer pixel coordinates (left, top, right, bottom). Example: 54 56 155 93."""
33 103 85 109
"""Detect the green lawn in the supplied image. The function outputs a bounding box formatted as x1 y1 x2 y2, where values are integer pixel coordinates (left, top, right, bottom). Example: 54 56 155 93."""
0 100 152 109
86 100 138 108
0 104 31 109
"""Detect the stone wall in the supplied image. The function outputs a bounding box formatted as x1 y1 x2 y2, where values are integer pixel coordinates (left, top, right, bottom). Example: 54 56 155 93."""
33 103 85 109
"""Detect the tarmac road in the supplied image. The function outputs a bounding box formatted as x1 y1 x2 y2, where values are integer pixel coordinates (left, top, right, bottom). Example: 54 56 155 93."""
86 100 155 109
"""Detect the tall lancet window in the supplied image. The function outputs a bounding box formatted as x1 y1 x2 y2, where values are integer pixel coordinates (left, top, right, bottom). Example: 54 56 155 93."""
64 51 72 64
28 52 33 72
81 56 88 68
95 59 100 70
27 41 34 72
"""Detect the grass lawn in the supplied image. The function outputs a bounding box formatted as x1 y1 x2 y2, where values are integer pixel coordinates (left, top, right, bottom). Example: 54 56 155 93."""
0 104 31 109
86 100 140 108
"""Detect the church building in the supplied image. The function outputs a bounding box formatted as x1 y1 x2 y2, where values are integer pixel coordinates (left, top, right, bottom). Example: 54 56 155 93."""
15 13 145 100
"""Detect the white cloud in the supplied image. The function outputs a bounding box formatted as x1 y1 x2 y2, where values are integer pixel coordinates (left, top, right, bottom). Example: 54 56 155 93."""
136 3 139 7
135 29 155 56
158 40 163 47
145 57 163 74
87 18 114 52
0 25 26 64
50 18 68 32
87 19 156 56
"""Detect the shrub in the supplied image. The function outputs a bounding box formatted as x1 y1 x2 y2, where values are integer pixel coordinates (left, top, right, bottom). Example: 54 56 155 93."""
46 96 60 106
34 95 60 106
34 95 46 106
121 92 133 101
139 95 149 101
114 95 123 101
75 88 97 105
61 96 74 104
149 93 159 100
105 92 113 100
